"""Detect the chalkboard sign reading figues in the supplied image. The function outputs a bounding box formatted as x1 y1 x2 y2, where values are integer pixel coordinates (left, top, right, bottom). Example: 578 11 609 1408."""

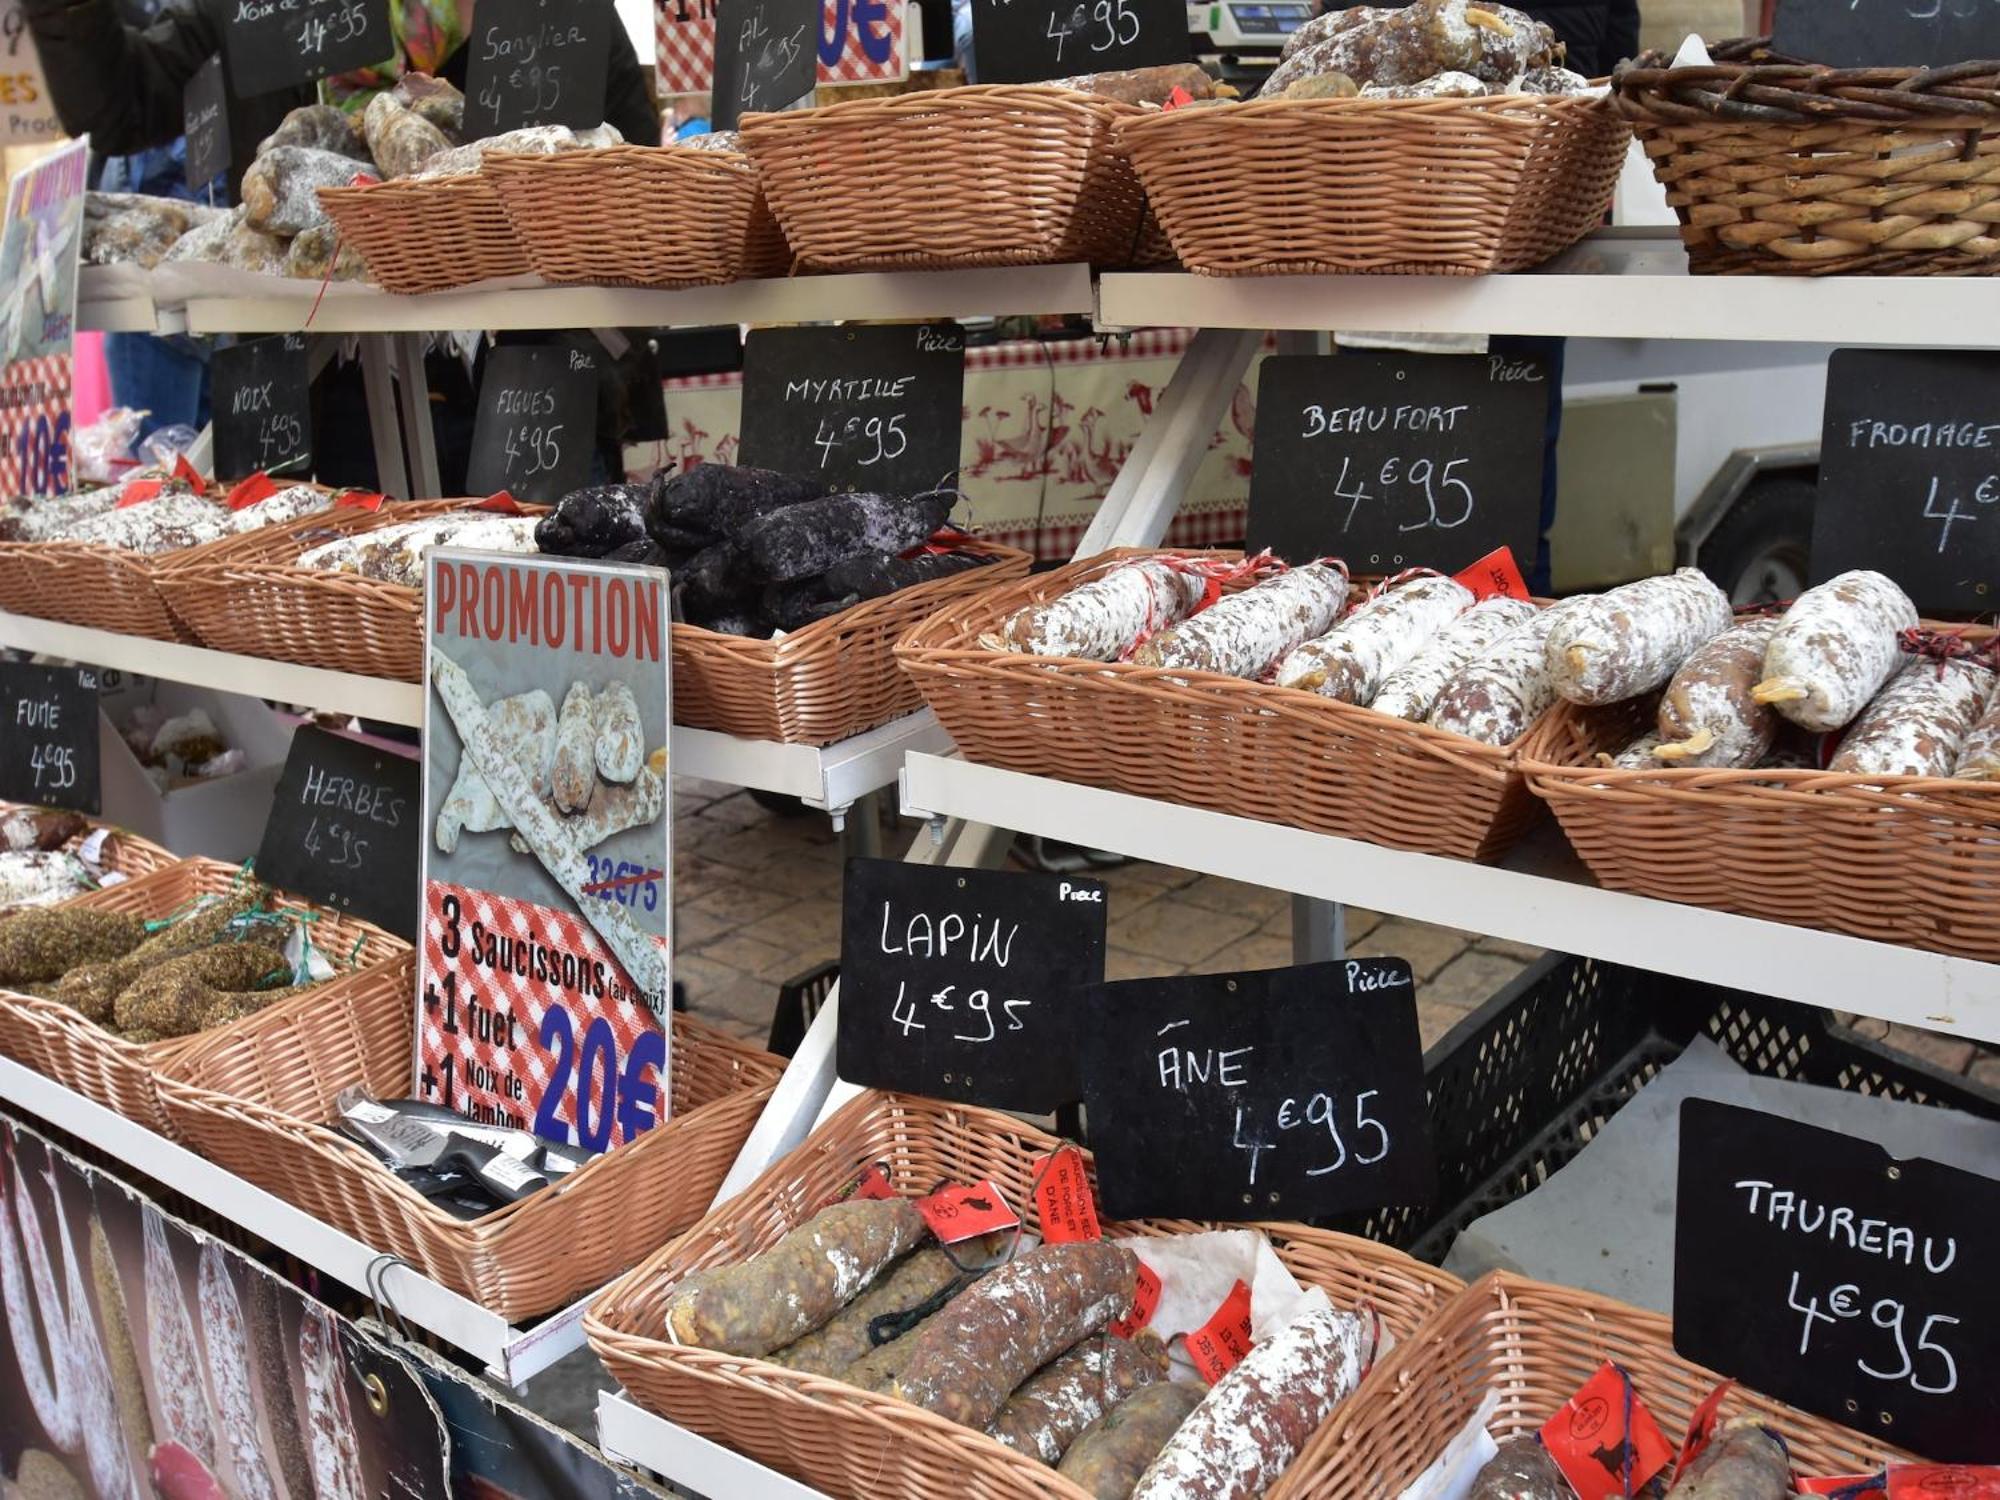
740 323 966 497
467 343 597 505
1079 959 1436 1222
464 0 613 138
213 333 312 482
1812 349 2000 615
837 858 1106 1112
1249 351 1551 575
0 663 99 814
255 724 419 939
222 0 393 100
1674 1101 1999 1462
1774 0 2000 70
711 0 818 130
183 54 230 191
971 0 1189 85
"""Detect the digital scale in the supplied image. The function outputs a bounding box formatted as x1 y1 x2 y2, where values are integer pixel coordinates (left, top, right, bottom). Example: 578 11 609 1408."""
1188 1 1313 84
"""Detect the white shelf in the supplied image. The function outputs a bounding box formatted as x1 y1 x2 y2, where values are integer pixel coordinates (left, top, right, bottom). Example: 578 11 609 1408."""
0 1055 586 1385
674 710 952 816
900 753 2000 1046
597 1389 834 1500
77 297 161 334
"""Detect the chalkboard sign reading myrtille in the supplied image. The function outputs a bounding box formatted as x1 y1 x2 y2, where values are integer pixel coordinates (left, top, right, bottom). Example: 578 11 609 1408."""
1249 351 1550 575
1079 959 1436 1222
183 54 229 191
465 0 613 138
972 0 1188 85
1812 349 2000 615
213 333 312 482
466 344 596 505
1674 1101 1999 1461
1774 0 2000 70
255 724 419 939
837 858 1106 1113
711 0 818 130
0 663 98 814
222 0 393 100
740 323 965 497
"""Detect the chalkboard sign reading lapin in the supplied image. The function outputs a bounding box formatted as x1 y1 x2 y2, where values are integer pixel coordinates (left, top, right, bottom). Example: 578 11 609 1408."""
255 724 420 939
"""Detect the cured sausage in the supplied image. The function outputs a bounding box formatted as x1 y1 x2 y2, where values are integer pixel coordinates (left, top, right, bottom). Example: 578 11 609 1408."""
994 560 1209 662
1599 732 1664 770
1058 1382 1207 1499
90 1216 155 1468
143 1204 219 1467
1370 596 1538 722
1654 617 1783 768
1130 563 1349 679
1468 1436 1569 1500
1273 574 1473 704
988 1332 1169 1465
1828 658 1994 778
1952 686 2000 779
592 681 645 785
199 1240 280 1500
552 682 596 815
1546 569 1733 706
1753 571 1919 732
768 1246 970 1376
1428 601 1582 747
1666 1420 1791 1500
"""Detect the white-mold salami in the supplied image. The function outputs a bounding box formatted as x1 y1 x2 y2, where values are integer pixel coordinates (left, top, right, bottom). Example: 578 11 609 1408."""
1829 658 1994 779
1131 563 1349 679
1952 684 2000 779
1371 596 1538 722
1427 600 1581 747
1274 574 1473 704
1654 617 1783 769
1600 732 1665 770
994 560 1209 661
143 1203 218 1467
299 1304 365 1500
1546 568 1732 706
1753 571 1919 732
199 1240 280 1500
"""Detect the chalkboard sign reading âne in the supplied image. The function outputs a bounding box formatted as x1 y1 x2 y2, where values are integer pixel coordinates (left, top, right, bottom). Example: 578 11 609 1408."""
464 0 613 138
222 0 393 101
183 54 229 191
972 0 1189 86
467 343 597 505
1674 1100 1999 1462
0 663 99 815
213 333 312 483
1249 351 1551 575
1773 0 2000 70
837 858 1106 1113
256 724 419 939
711 0 818 131
1079 959 1437 1222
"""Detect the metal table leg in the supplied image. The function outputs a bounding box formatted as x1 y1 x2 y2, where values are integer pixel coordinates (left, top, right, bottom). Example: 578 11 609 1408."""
359 334 411 499
391 333 443 498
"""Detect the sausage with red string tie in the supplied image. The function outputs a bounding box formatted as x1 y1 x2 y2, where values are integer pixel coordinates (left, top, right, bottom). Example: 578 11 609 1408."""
1653 617 1783 769
1546 568 1733 706
1130 563 1350 680
1370 595 1538 722
1274 574 1473 704
1752 571 1919 732
993 560 1210 661
1828 656 1994 779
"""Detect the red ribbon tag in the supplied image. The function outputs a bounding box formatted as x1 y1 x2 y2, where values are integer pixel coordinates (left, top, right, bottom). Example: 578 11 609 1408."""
1185 1279 1255 1383
850 1163 896 1200
1110 1258 1162 1340
1453 545 1532 602
916 1181 1018 1244
1674 1380 1734 1477
1033 1147 1101 1245
475 491 525 514
225 471 280 511
1163 85 1196 110
333 489 386 512
1539 1362 1674 1500
1889 1470 2000 1500
114 478 164 509
1799 1480 1884 1498
172 453 204 487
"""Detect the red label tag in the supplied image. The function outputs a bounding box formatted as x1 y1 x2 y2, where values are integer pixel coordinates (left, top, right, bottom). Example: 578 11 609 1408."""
333 489 385 512
1184 1279 1255 1383
916 1181 1018 1244
851 1163 896 1200
225 471 280 511
1110 1258 1162 1340
1674 1380 1734 1477
171 453 204 487
1453 545 1532 602
1163 85 1196 110
1799 1480 1883 1498
1033 1147 1101 1245
114 478 164 509
475 491 525 514
1540 1362 1674 1500
1890 1469 2000 1500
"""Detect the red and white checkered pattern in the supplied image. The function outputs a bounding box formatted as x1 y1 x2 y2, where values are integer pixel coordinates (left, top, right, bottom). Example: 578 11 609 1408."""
0 353 71 496
657 0 907 102
981 499 1247 558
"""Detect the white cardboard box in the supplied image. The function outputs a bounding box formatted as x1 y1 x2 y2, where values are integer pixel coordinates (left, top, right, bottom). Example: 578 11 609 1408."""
95 678 290 862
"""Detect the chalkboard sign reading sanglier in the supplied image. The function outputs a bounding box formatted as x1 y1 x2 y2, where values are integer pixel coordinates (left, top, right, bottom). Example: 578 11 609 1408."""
213 333 312 483
711 0 818 131
1773 0 2000 70
222 0 393 100
465 0 613 138
256 724 419 939
466 343 597 505
1249 351 1551 575
1079 959 1436 1222
972 0 1189 85
1674 1100 2000 1462
836 858 1107 1113
0 663 99 815
183 54 229 191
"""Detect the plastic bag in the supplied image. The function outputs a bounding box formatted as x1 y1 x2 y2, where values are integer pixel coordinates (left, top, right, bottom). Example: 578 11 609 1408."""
140 424 200 471
73 406 147 483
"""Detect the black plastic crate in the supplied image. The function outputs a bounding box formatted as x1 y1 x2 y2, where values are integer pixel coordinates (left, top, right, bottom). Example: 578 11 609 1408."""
768 960 840 1059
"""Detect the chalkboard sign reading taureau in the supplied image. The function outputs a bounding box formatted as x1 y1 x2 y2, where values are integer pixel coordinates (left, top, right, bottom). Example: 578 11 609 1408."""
465 0 613 138
222 0 393 100
255 724 420 939
0 663 98 815
213 333 312 483
1774 0 2000 70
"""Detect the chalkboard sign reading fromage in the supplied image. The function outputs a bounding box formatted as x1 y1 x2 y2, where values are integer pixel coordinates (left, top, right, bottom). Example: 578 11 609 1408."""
0 663 99 814
711 0 819 131
183 54 230 191
467 344 597 505
256 724 420 939
1773 0 2000 70
972 0 1189 85
213 333 312 483
465 0 613 138
222 0 393 100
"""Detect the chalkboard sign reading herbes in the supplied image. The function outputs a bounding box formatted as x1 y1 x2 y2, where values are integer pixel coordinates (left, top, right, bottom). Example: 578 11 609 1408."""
465 0 613 138
213 333 312 482
256 724 419 939
0 663 99 815
467 344 597 505
223 0 393 100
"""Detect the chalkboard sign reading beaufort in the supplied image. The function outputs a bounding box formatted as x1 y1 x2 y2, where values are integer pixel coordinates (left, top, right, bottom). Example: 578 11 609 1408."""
1773 0 2000 70
213 333 312 483
183 53 229 191
467 344 597 506
1812 349 2000 616
256 724 419 940
971 0 1188 85
1079 959 1436 1222
0 663 98 815
1249 351 1550 575
465 0 613 138
223 0 393 100
1674 1101 2000 1463
836 858 1106 1113
711 0 819 130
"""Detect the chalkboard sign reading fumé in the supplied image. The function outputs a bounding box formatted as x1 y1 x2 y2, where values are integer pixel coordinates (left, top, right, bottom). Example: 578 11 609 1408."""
837 858 1106 1113
740 323 966 497
711 0 818 130
0 663 99 814
213 333 312 482
467 344 596 505
1674 1101 1999 1461
223 0 393 100
1249 351 1551 575
1813 349 2000 615
465 0 613 138
972 0 1188 85
255 724 419 939
183 54 230 191
1079 959 1436 1222
1774 0 2000 70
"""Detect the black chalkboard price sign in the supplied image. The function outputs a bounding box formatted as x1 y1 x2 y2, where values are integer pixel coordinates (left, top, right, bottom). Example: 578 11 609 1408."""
466 344 597 505
1773 0 2000 70
740 323 966 497
183 54 230 192
1248 351 1551 574
1812 348 2000 615
972 0 1189 85
1078 959 1436 1222
464 0 613 138
1674 1100 2000 1462
711 0 819 130
255 724 419 939
213 333 312 482
836 858 1107 1113
222 0 393 100
0 664 100 815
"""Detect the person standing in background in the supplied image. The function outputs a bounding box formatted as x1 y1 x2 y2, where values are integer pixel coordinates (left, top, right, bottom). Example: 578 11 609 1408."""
1514 0 1642 77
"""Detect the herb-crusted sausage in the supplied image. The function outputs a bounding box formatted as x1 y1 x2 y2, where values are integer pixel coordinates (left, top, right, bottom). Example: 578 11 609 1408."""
1274 574 1472 704
1828 658 1994 778
1130 563 1349 679
1546 568 1732 706
1370 596 1537 722
1753 571 1919 732
1655 617 1783 768
988 1333 1169 1465
1058 1382 1207 1499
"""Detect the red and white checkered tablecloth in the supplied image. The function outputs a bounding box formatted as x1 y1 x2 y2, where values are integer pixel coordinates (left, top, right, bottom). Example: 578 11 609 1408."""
0 353 71 496
657 0 907 101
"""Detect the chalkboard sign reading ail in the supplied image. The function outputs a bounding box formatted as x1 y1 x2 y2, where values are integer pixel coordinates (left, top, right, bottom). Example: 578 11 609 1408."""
465 0 613 138
256 724 419 938
711 0 819 130
466 344 597 505
213 333 312 483
0 664 99 815
1774 0 2000 70
972 0 1189 85
222 0 393 100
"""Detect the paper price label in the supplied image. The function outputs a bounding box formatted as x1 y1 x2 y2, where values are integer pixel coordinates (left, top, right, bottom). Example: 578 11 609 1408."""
1185 1279 1254 1383
916 1180 1019 1243
1033 1146 1101 1245
1110 1258 1162 1340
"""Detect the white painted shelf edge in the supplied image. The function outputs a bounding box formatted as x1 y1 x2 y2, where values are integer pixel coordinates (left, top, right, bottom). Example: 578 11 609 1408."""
597 1389 835 1500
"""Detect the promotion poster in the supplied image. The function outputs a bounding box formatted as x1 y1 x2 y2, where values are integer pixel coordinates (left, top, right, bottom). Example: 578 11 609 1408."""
418 549 673 1158
0 1115 451 1498
0 136 84 496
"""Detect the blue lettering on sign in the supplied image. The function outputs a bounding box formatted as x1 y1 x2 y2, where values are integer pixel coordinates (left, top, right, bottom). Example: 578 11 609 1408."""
854 0 891 62
819 0 845 65
819 0 894 68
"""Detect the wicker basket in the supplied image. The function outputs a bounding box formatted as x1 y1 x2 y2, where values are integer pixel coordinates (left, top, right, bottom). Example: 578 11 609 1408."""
739 86 1153 270
483 145 792 288
159 977 783 1322
0 857 407 1136
317 175 528 295
1117 91 1630 276
0 537 196 642
1269 1272 1909 1498
1613 42 2000 276
0 810 179 911
1521 692 2000 961
586 1090 1462 1500
897 549 1550 862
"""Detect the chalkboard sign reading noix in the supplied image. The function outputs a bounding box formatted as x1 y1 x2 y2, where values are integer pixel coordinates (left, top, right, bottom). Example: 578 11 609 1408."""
1079 959 1436 1222
255 724 419 939
1248 351 1551 575
711 0 819 130
466 343 597 505
1773 0 2000 70
1812 349 2000 615
971 0 1189 85
0 663 99 814
212 333 312 483
1674 1101 2000 1462
836 858 1106 1113
222 0 393 100
183 54 230 191
465 0 613 138
739 323 966 497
